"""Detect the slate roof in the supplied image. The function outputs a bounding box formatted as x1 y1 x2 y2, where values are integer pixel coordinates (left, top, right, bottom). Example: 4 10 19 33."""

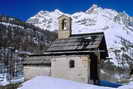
45 32 107 55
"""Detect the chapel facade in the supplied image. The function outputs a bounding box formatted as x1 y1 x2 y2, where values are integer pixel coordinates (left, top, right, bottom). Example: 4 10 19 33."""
43 15 108 84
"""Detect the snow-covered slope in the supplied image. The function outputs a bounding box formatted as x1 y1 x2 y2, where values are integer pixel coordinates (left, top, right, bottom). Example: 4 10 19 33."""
27 4 133 66
18 76 114 89
18 76 133 89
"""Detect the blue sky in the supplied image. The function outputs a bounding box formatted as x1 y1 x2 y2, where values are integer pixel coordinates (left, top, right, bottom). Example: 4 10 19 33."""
0 0 133 21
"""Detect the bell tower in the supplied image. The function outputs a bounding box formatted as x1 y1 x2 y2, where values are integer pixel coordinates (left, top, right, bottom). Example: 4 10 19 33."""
58 15 72 39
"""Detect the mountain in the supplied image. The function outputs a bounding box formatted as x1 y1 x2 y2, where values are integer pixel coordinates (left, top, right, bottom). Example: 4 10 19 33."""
0 15 57 54
27 9 63 31
27 4 133 68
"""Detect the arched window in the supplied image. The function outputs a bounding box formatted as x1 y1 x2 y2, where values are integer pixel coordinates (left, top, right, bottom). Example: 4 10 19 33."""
62 19 67 30
69 60 75 68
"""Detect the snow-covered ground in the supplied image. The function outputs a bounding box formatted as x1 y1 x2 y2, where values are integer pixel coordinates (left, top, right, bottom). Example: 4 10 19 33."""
0 74 24 86
18 76 133 89
18 76 115 89
118 82 133 89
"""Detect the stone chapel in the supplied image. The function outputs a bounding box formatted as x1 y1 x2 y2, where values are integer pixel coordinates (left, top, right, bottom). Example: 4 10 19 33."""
43 15 108 84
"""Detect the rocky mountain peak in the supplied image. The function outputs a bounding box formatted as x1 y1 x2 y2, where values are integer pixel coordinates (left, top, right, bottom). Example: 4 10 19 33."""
53 9 63 15
86 4 98 12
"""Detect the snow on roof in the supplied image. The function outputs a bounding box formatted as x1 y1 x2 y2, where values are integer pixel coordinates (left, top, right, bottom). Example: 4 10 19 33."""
18 76 114 89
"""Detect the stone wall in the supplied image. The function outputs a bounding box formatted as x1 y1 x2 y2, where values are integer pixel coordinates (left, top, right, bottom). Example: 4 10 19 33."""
51 55 90 83
24 66 50 80
58 31 71 39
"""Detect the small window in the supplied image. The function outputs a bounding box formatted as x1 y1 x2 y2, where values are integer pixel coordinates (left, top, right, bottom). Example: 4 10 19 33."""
69 60 75 68
62 19 67 30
